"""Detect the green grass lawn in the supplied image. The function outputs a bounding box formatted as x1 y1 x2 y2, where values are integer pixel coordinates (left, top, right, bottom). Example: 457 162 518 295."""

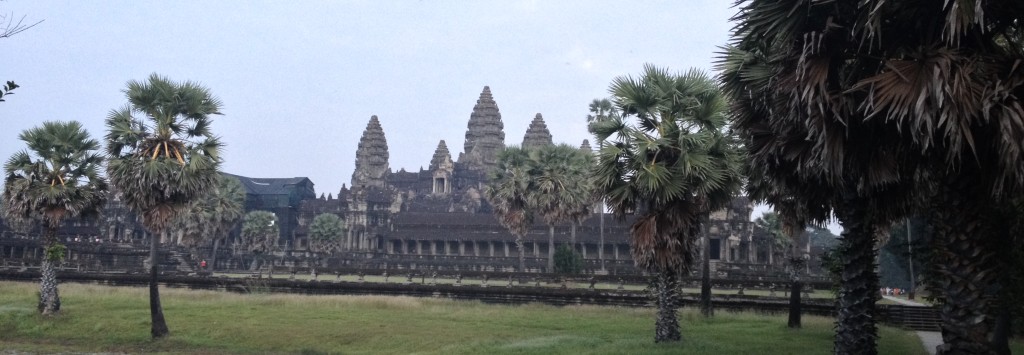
0 281 927 354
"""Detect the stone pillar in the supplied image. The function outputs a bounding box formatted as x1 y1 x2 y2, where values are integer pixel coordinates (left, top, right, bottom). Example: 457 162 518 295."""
488 241 495 257
417 240 424 255
459 241 466 256
431 241 437 255
581 243 588 259
614 244 620 260
473 242 480 256
503 242 510 257
532 242 539 258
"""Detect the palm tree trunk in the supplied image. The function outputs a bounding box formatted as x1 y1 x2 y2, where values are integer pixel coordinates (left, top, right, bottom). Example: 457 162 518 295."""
209 238 220 271
547 225 555 272
834 198 879 355
788 227 801 329
927 186 999 355
515 236 525 272
149 231 169 338
38 224 61 315
700 216 713 318
599 205 605 271
788 280 802 328
570 224 577 253
654 267 681 342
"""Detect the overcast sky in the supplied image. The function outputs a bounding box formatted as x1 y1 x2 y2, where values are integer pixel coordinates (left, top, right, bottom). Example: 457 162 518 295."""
1 1 833 230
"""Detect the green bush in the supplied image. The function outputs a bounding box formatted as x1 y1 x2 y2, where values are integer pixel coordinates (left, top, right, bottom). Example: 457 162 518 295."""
554 244 583 274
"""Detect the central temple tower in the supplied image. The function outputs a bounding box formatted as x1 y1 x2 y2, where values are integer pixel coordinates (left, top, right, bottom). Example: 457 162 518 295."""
458 86 505 173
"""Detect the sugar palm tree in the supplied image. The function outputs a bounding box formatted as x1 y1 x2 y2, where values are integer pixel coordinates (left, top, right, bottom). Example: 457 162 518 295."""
239 210 279 271
105 73 223 338
172 175 245 267
718 2 1014 353
484 146 535 272
592 65 744 342
531 144 592 272
2 121 107 315
308 213 345 269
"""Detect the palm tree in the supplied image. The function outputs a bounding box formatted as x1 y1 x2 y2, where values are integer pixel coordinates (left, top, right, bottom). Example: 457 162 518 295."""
484 146 535 272
105 73 223 338
239 210 279 271
586 98 619 271
308 213 345 270
531 144 592 272
2 121 107 315
172 175 245 269
717 2 1023 352
591 65 744 342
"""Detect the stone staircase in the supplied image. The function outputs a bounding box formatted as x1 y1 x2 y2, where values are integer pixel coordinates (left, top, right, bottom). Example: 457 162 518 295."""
168 250 195 274
893 305 942 331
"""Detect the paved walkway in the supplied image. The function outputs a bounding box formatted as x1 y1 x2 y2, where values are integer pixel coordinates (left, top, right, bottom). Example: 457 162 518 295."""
883 295 941 355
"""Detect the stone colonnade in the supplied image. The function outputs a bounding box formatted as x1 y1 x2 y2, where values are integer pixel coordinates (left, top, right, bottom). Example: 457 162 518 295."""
384 239 628 261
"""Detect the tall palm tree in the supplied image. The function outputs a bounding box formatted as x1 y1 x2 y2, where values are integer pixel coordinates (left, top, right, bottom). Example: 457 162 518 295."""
587 98 619 271
718 2 1024 353
308 213 345 269
105 73 223 338
172 175 245 268
531 144 591 272
239 210 279 271
591 65 744 342
484 146 535 272
2 121 107 315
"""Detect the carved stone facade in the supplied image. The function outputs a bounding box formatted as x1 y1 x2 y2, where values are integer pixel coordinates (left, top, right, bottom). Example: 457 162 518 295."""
458 86 505 174
351 115 390 190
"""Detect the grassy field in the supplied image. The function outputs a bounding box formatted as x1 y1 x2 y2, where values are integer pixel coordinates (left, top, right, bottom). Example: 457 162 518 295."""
0 281 929 354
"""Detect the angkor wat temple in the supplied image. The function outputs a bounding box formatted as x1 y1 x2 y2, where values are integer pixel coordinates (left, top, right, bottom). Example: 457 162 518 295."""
0 87 793 275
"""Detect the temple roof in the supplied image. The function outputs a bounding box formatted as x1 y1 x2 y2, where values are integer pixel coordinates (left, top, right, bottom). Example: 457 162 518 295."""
522 113 553 149
223 173 313 196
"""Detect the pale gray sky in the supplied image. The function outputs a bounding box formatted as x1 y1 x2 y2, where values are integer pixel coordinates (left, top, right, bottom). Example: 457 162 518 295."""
2 1 835 231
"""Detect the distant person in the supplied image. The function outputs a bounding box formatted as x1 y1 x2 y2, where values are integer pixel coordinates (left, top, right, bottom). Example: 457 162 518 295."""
200 260 207 269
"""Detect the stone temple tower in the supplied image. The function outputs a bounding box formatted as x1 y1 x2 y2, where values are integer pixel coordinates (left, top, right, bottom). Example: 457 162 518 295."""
429 140 454 195
351 115 389 189
459 86 505 172
522 113 553 149
579 139 593 153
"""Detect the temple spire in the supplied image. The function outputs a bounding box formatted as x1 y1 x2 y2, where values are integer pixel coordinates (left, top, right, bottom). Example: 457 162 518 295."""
580 139 592 153
429 140 453 172
522 113 554 149
459 86 505 172
351 115 389 189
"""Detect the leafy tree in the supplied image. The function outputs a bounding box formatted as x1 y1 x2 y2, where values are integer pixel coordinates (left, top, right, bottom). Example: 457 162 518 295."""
553 244 582 274
484 147 534 271
753 212 788 265
2 121 106 315
721 2 1024 353
0 80 17 102
308 213 345 268
1 11 40 103
591 65 743 342
171 175 245 268
239 210 279 271
105 73 223 338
